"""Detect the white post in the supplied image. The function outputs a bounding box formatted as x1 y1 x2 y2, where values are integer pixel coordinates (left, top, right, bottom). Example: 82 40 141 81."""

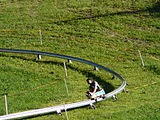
36 30 42 60
67 59 72 64
4 94 9 115
63 62 69 96
93 66 99 71
39 30 42 45
36 54 42 61
138 50 145 67
64 105 69 120
63 62 68 78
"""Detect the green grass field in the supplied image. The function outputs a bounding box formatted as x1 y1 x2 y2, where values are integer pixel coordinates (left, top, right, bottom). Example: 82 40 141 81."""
0 0 160 119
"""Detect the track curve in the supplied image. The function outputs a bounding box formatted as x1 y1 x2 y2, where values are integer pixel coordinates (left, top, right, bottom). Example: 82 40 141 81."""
0 48 127 120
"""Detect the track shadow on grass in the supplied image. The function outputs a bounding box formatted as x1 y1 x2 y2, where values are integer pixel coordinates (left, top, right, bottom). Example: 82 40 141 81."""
35 60 115 93
0 54 63 66
67 64 114 93
0 53 35 62
32 60 115 93
53 2 160 25
0 54 115 93
0 54 116 119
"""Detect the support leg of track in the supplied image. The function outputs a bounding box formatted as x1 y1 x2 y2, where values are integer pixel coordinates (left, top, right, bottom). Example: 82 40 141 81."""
123 88 128 93
36 55 42 60
111 75 115 80
57 109 62 116
112 95 118 101
90 103 96 109
93 67 99 71
67 59 72 63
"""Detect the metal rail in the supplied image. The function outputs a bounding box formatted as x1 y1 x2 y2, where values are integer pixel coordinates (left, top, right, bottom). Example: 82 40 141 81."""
0 48 127 120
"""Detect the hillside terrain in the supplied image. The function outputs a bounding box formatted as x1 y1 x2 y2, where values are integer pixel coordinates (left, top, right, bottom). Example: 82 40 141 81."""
0 0 160 120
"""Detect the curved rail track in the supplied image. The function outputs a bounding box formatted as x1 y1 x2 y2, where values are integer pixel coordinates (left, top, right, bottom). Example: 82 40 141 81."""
0 48 127 120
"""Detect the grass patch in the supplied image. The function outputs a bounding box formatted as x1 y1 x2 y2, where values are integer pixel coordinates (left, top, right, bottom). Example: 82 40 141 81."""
0 0 160 119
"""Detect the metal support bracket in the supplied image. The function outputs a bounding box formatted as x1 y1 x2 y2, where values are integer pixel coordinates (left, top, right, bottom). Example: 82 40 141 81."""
93 67 99 71
67 59 72 63
111 75 115 80
57 109 62 116
36 55 42 61
123 88 129 93
90 103 96 109
112 95 118 101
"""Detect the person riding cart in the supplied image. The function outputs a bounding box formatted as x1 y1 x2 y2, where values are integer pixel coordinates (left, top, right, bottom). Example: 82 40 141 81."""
86 79 105 99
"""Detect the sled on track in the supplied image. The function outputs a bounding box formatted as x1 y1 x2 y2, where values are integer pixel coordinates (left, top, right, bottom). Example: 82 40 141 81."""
86 89 106 99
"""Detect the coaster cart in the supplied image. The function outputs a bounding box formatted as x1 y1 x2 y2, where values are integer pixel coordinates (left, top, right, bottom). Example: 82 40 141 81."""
86 89 106 99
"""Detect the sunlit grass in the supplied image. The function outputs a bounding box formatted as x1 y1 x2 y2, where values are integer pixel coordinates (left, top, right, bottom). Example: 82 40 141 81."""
0 0 159 119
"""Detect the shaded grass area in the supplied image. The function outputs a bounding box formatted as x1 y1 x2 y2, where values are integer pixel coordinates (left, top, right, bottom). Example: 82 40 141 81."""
0 0 160 120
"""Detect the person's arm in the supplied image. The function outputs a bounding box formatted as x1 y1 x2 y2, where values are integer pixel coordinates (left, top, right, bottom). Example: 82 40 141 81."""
93 81 98 93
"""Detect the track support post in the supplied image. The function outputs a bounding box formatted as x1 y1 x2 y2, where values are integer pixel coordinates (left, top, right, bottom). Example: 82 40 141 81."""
67 59 72 63
36 54 42 61
90 103 96 109
93 66 99 71
123 88 128 93
112 95 118 101
111 75 115 80
57 109 62 116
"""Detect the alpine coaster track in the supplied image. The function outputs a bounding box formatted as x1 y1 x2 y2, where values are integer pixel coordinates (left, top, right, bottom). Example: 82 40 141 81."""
0 48 127 120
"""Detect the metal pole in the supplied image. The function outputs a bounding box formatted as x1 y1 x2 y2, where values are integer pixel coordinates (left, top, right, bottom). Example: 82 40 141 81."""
138 50 145 67
63 62 69 96
4 94 9 115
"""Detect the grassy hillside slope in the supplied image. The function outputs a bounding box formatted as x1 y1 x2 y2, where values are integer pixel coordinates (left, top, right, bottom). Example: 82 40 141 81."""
0 0 160 120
